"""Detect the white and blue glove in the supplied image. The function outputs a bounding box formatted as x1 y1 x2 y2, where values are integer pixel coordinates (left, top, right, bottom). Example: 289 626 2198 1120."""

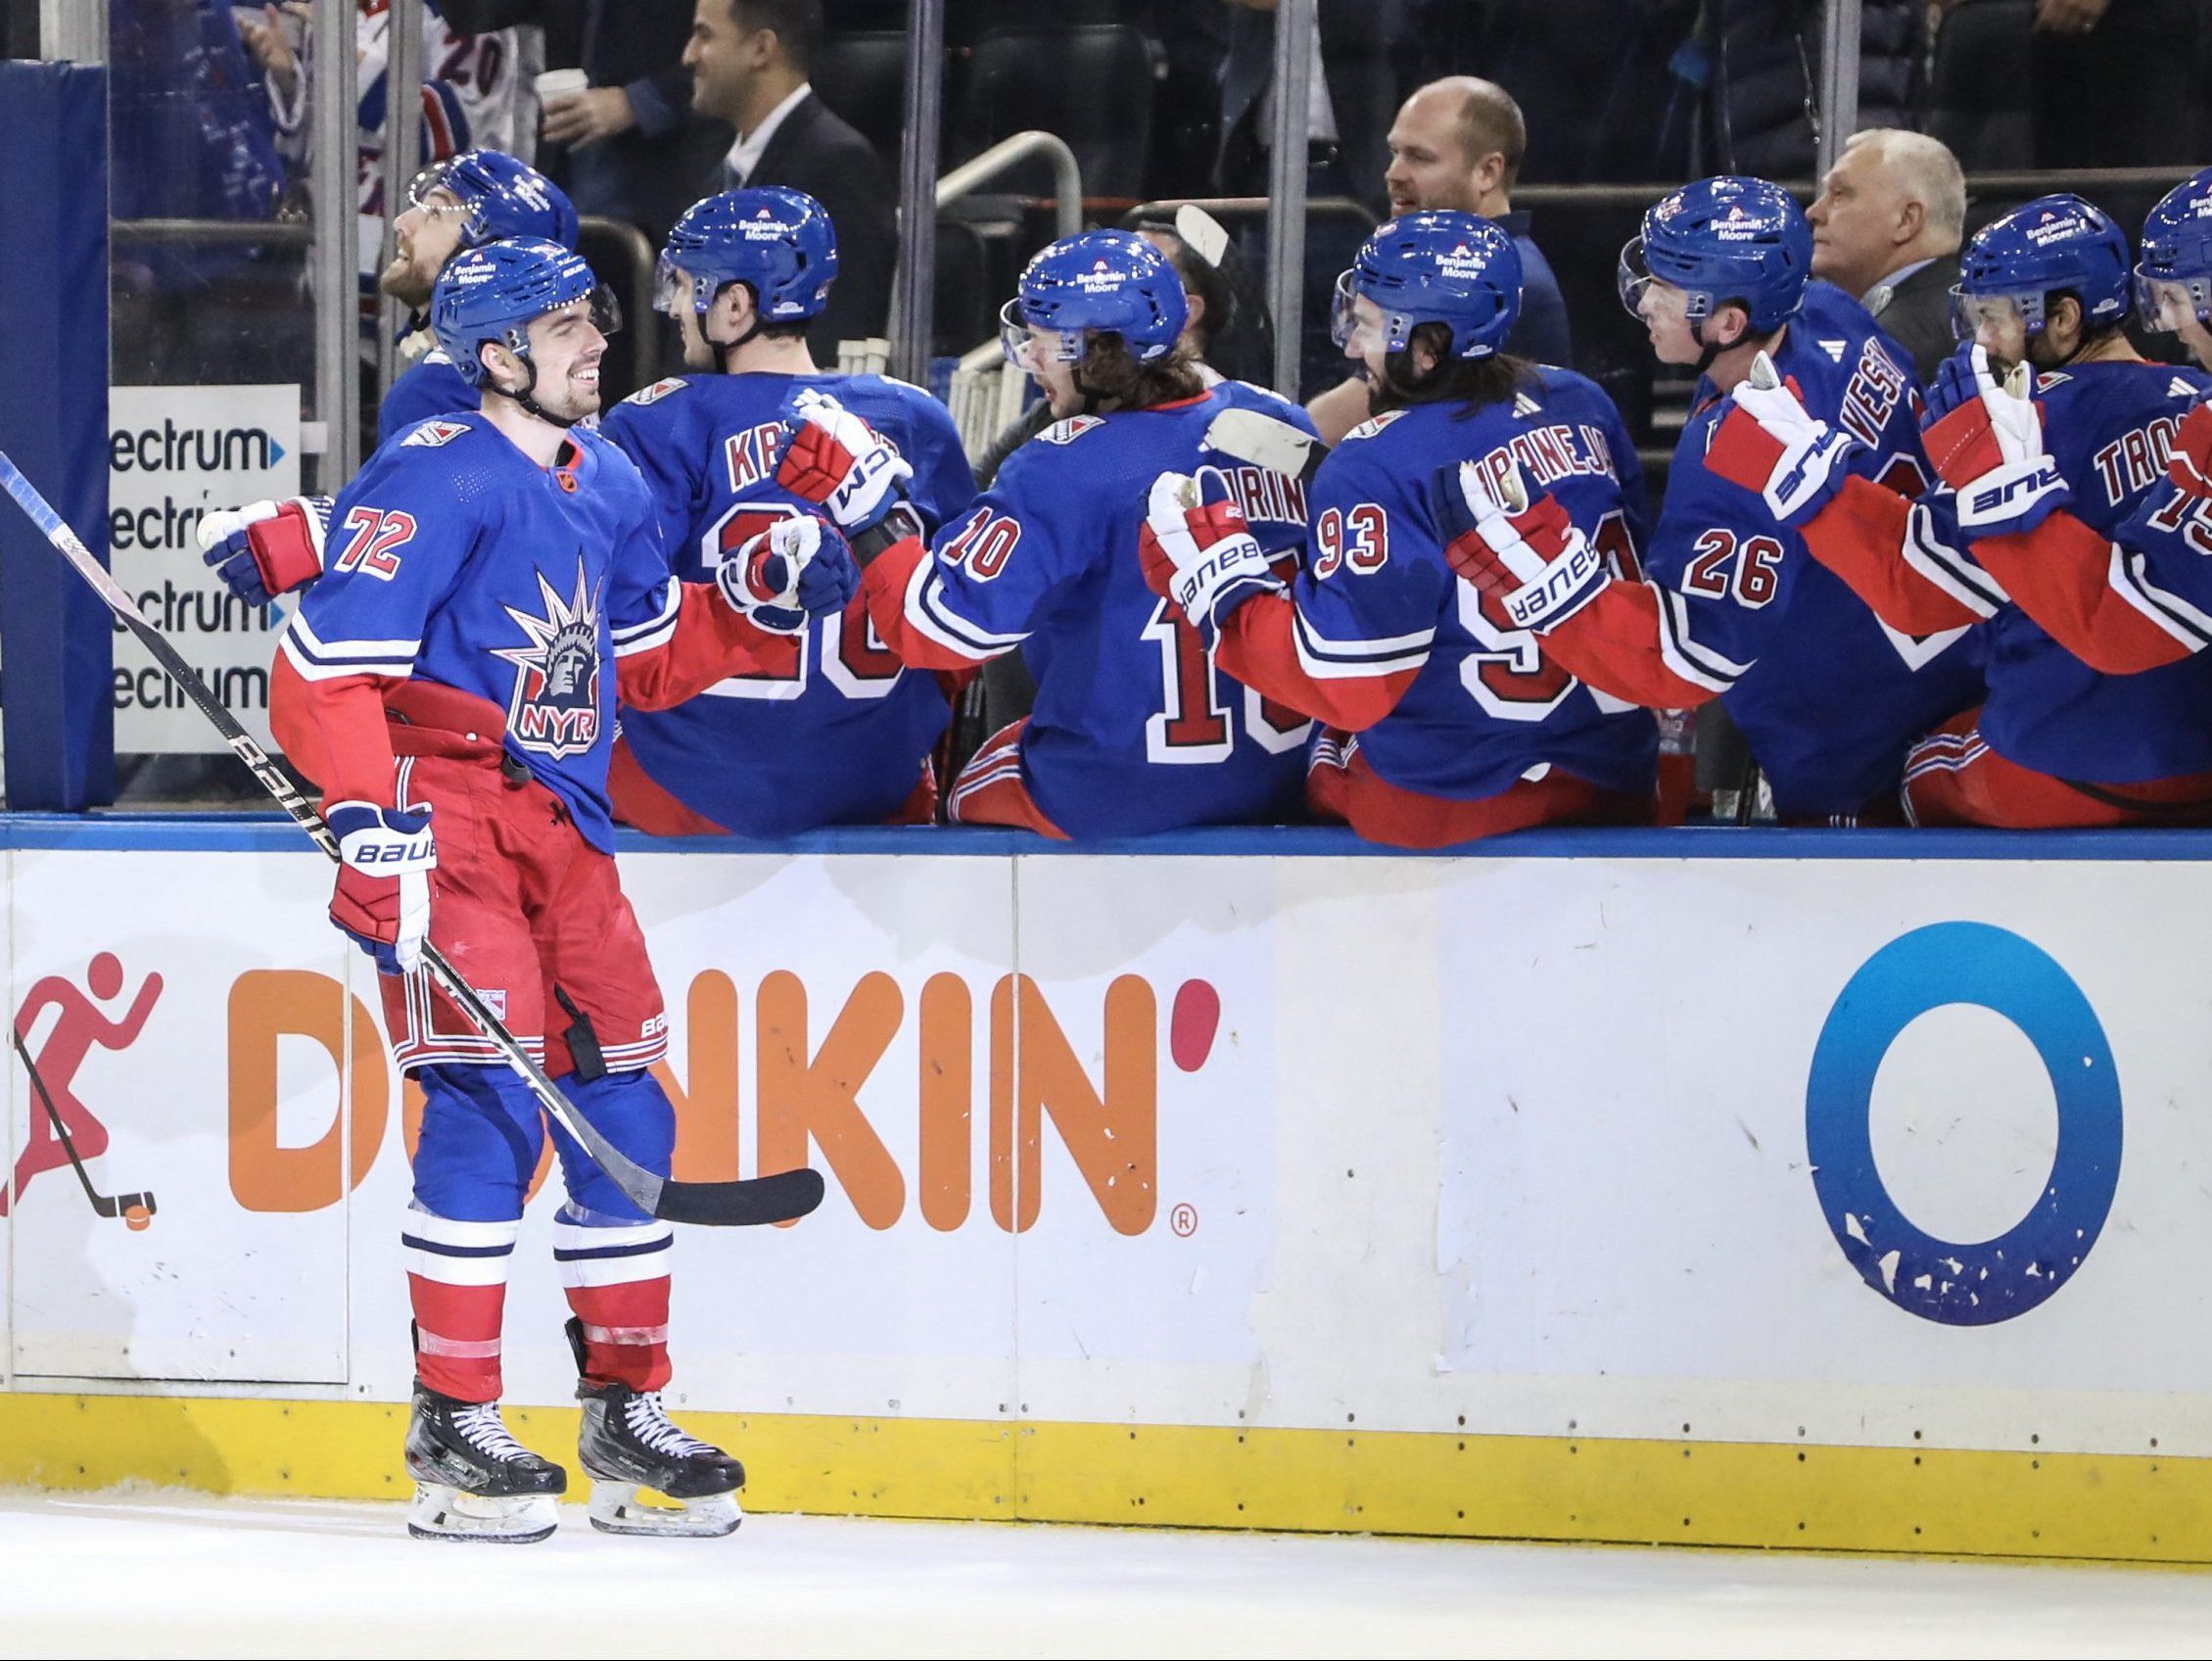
1137 465 1281 643
196 496 331 606
715 514 859 634
1703 353 1863 526
326 800 435 976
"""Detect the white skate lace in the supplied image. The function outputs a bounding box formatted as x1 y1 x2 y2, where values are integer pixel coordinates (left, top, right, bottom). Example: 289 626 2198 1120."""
623 1393 718 1459
453 1401 532 1464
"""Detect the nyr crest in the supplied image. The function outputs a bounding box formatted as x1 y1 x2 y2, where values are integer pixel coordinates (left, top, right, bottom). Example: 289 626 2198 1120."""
494 562 603 760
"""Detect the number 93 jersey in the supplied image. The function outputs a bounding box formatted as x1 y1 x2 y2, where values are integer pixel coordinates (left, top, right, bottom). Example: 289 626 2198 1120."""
1292 367 1660 801
598 371 978 835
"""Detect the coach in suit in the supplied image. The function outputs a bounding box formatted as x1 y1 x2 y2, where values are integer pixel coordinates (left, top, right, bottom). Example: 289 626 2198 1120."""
1808 128 1968 383
684 0 897 362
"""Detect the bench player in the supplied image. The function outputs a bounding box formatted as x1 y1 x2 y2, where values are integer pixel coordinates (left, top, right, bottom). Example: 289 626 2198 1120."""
774 231 1315 836
1436 175 1980 825
199 150 578 606
1709 191 2212 825
269 237 855 1541
597 188 977 835
1140 212 1657 847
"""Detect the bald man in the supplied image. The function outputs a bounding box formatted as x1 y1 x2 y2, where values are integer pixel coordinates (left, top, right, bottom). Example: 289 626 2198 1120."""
1807 128 1967 382
1307 76 1572 445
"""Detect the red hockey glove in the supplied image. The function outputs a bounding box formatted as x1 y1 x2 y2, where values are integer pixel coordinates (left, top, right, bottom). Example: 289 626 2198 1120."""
2169 401 2212 498
197 496 331 606
1922 343 2070 536
1703 354 1861 526
775 389 914 533
325 800 435 976
1433 460 1604 633
1138 464 1280 641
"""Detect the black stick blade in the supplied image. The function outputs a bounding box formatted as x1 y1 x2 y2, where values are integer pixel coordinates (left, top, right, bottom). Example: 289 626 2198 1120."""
654 1166 825 1228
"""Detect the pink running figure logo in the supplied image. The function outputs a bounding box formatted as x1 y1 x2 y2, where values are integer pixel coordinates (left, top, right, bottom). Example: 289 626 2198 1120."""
4 952 162 1227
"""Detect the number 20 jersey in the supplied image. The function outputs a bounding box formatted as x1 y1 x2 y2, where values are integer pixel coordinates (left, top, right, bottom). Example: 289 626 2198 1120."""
598 371 978 835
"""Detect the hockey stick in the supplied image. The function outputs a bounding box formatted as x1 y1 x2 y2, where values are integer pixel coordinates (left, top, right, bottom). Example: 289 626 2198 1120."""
1203 405 1330 487
0 451 822 1229
8 1021 156 1223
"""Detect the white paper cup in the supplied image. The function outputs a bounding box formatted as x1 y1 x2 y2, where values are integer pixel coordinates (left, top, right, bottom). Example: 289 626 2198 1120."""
534 69 590 102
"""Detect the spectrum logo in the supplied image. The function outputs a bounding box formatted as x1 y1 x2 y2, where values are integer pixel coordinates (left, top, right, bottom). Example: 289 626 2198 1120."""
226 969 1222 1237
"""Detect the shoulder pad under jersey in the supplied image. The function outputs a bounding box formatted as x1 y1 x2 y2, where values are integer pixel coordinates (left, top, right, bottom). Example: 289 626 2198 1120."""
401 418 474 449
1342 408 1410 444
623 376 690 407
1038 415 1107 445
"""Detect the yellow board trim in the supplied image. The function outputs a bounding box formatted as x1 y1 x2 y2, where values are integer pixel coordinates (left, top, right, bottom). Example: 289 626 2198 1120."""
1 1393 2207 1563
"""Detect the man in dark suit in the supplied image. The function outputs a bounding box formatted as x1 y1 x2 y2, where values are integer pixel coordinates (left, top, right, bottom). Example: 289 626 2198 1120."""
1808 128 1968 383
523 0 734 249
683 0 897 362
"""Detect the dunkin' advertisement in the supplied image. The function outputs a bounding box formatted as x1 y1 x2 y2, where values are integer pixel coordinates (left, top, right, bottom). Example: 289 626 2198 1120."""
7 839 2212 1464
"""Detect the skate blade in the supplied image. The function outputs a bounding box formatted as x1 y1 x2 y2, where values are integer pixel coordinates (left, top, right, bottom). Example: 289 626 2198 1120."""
587 1482 741 1538
408 1483 558 1543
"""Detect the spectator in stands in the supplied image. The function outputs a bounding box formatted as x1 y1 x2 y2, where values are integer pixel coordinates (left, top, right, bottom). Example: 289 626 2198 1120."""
1305 76 1571 444
529 0 731 248
1702 0 1925 179
1807 128 1967 382
683 0 896 363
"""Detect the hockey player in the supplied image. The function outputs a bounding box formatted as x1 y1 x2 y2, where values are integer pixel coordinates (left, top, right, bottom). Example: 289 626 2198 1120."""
269 237 856 1541
1139 212 1656 848
595 188 977 836
771 230 1314 836
1436 176 1980 825
1704 191 2212 825
199 150 578 608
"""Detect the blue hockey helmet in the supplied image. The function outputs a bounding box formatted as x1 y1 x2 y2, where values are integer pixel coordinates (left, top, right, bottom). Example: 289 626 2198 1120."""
657 187 839 323
1333 211 1524 360
2136 166 2212 332
1619 175 1812 335
1953 192 2133 342
407 151 579 252
433 238 619 389
1000 230 1188 365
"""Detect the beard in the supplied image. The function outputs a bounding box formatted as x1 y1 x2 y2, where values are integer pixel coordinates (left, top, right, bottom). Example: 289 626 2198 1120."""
379 255 436 312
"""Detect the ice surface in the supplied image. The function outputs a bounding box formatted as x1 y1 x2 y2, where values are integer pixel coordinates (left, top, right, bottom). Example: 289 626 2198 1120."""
2 1490 2207 1658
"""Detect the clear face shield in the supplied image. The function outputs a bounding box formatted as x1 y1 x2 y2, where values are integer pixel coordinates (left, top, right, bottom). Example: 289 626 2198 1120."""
654 255 703 318
2137 271 2212 334
403 162 468 222
1949 287 2035 362
998 298 1080 371
1330 270 1391 357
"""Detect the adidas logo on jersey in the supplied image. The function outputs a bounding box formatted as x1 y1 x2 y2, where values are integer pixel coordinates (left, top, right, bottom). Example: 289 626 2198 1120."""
2173 377 2200 401
401 420 471 449
625 377 689 406
1039 416 1106 445
1512 391 1543 418
1819 339 1848 363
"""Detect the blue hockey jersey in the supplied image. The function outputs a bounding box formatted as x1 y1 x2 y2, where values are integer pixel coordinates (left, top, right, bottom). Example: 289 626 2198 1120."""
378 347 476 447
597 370 978 834
1227 369 1657 801
276 414 683 852
863 387 1319 836
1947 362 2212 782
1638 284 1981 815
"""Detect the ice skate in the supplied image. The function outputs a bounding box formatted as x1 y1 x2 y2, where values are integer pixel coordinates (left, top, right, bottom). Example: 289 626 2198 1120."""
404 1386 567 1543
570 1322 742 1538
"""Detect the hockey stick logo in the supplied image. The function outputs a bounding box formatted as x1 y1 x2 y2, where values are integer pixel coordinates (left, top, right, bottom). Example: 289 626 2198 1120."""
4 953 161 1228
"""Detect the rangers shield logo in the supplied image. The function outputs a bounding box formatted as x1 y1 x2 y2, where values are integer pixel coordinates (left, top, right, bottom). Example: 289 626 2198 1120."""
494 562 603 760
